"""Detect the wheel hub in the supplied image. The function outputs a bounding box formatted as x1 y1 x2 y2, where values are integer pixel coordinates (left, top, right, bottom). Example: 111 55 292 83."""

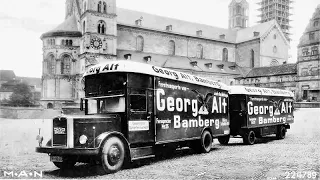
108 146 120 165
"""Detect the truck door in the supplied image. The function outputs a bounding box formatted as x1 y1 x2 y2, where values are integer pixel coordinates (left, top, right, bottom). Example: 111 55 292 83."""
229 95 247 135
127 78 155 145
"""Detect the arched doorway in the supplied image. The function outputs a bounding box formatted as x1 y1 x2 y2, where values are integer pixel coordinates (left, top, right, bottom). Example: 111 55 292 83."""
47 103 54 109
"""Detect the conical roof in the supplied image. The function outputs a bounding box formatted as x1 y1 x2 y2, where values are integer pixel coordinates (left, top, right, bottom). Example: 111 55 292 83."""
41 15 82 39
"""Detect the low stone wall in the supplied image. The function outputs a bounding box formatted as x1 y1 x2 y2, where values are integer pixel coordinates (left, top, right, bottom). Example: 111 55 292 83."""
0 107 61 119
294 102 320 108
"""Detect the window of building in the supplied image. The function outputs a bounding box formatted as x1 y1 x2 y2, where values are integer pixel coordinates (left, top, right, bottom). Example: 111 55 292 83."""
136 36 144 51
274 34 277 39
309 32 315 40
301 68 308 76
196 44 203 59
270 59 279 66
314 20 319 27
236 17 241 26
273 46 277 53
251 49 254 68
98 1 102 12
83 2 87 12
61 40 65 46
311 46 319 55
61 55 71 75
168 40 175 55
47 54 55 75
222 48 228 62
103 2 107 13
236 5 241 15
83 21 86 34
97 20 106 34
302 48 309 56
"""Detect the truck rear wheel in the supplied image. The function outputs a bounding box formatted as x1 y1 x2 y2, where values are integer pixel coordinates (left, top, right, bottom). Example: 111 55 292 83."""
243 130 255 145
218 135 230 145
101 137 125 174
276 126 286 139
200 130 212 153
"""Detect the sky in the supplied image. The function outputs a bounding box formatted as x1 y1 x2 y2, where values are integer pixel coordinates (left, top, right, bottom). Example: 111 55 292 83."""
0 0 319 78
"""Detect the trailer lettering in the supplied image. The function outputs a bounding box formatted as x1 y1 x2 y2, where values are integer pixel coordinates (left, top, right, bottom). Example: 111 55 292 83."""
258 116 286 124
248 101 274 116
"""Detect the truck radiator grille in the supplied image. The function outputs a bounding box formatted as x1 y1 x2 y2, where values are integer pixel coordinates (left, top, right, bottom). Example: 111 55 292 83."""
52 117 67 147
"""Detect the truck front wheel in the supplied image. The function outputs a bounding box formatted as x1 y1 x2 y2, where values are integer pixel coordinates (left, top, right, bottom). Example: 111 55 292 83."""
218 135 230 145
101 137 125 174
243 130 255 145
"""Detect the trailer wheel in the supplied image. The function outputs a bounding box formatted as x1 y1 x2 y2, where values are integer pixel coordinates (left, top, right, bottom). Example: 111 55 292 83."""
218 135 230 145
200 130 212 153
243 130 255 145
101 137 125 174
52 158 76 169
276 126 286 139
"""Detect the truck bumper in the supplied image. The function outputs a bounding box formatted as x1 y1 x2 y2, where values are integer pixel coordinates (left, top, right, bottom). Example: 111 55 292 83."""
35 147 100 156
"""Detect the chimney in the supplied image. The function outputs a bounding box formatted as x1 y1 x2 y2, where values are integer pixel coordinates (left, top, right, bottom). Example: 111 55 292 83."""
166 25 172 31
135 17 143 26
196 30 202 37
205 63 213 69
144 56 151 62
253 31 260 37
124 54 132 60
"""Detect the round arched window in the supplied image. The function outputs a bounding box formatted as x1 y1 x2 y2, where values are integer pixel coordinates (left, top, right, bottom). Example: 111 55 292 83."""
273 34 277 39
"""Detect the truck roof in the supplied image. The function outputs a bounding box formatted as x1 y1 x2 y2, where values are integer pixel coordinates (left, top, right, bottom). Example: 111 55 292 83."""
83 60 229 91
229 86 294 97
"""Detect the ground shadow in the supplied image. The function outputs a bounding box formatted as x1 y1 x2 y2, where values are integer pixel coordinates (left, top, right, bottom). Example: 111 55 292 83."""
223 136 279 146
43 146 221 178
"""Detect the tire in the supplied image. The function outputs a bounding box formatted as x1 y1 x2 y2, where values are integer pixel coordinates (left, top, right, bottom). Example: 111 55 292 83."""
276 126 286 139
243 130 255 145
52 158 76 169
200 130 212 153
101 137 125 174
218 135 230 145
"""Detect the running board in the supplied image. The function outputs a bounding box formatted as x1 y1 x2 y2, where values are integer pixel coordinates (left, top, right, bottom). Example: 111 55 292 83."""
130 146 155 161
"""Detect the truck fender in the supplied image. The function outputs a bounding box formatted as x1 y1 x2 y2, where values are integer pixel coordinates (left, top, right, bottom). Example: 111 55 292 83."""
95 132 131 160
200 127 213 138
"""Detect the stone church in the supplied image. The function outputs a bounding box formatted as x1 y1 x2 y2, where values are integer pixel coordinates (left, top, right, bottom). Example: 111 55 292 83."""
40 0 290 108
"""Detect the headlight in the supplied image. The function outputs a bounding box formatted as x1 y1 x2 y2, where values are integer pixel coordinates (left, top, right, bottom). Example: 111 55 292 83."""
79 135 88 144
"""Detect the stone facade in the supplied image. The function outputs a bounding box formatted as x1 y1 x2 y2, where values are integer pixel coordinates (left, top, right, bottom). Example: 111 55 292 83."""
39 0 291 108
296 5 320 102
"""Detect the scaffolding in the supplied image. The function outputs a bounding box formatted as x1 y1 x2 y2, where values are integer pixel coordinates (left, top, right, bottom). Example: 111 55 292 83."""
257 0 293 41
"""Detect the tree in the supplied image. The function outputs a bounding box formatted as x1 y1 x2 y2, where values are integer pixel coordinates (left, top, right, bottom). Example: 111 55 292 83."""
8 82 34 107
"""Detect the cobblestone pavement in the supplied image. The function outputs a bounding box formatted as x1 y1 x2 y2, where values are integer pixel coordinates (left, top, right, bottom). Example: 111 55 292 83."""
0 108 319 179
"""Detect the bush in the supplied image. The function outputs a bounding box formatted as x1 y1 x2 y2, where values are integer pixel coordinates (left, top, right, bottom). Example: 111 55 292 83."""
8 83 35 107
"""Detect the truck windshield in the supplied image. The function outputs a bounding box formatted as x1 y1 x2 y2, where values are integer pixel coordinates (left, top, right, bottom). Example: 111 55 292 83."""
87 96 125 114
85 73 126 97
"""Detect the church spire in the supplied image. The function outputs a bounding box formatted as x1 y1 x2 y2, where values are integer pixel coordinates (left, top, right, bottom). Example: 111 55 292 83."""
228 0 249 30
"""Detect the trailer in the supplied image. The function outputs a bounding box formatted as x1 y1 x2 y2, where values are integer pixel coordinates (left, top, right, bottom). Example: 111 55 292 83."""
218 86 294 145
35 60 230 173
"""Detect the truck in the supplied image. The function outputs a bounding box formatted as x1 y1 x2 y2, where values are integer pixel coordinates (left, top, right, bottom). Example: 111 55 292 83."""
35 60 231 173
217 86 294 145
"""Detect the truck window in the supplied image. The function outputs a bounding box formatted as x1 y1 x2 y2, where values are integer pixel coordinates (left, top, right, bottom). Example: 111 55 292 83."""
130 90 146 112
87 96 125 114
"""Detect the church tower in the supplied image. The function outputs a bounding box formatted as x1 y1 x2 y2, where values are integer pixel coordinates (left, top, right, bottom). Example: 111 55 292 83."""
228 0 249 30
79 0 117 72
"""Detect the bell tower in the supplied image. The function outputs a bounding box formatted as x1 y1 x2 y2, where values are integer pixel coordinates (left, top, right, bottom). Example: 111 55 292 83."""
228 0 249 30
79 0 117 72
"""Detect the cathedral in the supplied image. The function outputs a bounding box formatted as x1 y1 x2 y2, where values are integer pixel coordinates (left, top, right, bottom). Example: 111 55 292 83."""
40 0 291 108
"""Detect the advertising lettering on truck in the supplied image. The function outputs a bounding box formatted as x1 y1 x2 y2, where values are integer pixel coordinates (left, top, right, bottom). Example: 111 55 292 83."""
230 86 294 128
154 78 230 143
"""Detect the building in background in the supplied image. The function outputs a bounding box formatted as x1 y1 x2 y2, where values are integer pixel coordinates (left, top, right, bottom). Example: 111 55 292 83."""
257 0 293 41
0 70 41 104
296 5 320 101
40 0 290 108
